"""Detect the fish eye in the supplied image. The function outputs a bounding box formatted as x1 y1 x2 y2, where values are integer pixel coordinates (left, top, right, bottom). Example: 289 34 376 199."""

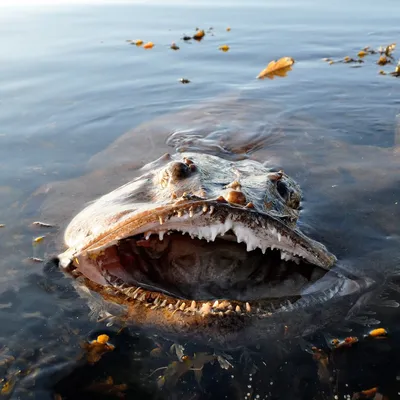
169 161 190 180
277 181 300 209
276 181 289 201
161 162 191 188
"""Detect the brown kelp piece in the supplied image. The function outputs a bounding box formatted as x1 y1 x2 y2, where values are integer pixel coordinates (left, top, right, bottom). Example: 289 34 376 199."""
257 57 295 79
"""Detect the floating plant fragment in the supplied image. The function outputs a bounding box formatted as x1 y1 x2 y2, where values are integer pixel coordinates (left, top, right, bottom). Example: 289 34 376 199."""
193 29 205 40
129 40 143 46
25 257 44 264
226 27 231 31
343 56 364 64
390 62 400 77
32 221 54 228
378 42 396 56
143 42 154 49
0 224 5 228
219 44 230 52
257 57 295 79
170 42 179 50
33 236 45 244
358 46 377 57
377 55 390 66
179 78 190 84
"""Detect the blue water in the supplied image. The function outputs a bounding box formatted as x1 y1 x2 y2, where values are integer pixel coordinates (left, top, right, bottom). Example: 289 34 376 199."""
0 0 399 398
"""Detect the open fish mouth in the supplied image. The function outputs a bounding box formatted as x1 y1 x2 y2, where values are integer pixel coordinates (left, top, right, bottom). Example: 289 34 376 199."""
59 200 337 318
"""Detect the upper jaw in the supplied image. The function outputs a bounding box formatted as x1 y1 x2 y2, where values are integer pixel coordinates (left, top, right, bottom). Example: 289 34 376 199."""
59 200 337 271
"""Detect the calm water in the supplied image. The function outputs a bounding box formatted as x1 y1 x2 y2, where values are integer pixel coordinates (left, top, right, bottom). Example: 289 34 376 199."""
0 0 400 398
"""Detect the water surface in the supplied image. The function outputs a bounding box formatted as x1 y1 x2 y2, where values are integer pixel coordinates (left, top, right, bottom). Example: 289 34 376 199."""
0 0 399 398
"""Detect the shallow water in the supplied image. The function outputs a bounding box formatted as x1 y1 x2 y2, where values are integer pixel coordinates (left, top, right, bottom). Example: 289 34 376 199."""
0 0 400 398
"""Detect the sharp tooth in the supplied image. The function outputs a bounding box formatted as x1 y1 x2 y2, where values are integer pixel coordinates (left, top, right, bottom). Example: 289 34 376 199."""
209 205 215 215
213 300 219 308
159 216 163 225
154 296 160 306
145 232 151 240
277 232 282 242
202 204 208 213
235 305 241 313
159 231 166 240
261 247 267 254
177 210 182 217
189 207 193 217
168 304 174 310
217 300 230 310
176 300 181 308
190 300 196 310
139 293 146 302
200 302 211 315
179 303 186 310
161 300 167 307
246 302 251 313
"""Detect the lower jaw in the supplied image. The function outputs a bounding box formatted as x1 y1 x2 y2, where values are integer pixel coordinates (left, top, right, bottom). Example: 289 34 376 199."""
65 263 358 350
67 261 319 322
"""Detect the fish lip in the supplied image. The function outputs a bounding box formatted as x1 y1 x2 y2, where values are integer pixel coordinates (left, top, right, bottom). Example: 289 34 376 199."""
59 199 336 270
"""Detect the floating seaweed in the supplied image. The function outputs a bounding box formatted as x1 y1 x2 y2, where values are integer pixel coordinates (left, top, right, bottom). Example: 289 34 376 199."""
257 57 295 80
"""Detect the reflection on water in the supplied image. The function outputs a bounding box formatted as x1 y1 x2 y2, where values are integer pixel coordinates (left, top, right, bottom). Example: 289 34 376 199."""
0 0 400 398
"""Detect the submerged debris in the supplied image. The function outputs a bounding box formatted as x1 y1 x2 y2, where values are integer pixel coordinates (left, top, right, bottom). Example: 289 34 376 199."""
82 334 115 364
0 224 5 228
351 387 378 399
330 336 359 349
365 328 388 338
257 57 295 79
84 376 127 398
310 346 331 384
179 78 190 84
155 352 222 389
170 42 179 50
